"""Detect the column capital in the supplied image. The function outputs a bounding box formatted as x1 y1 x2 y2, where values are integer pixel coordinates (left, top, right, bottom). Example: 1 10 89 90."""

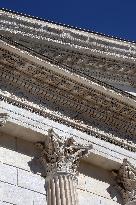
116 159 136 205
0 113 8 127
36 129 92 179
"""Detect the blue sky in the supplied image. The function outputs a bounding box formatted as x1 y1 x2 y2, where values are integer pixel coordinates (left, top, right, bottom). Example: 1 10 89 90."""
1 0 136 41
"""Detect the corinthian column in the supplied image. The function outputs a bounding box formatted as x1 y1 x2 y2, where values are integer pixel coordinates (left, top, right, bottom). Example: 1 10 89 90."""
36 129 92 205
116 159 136 205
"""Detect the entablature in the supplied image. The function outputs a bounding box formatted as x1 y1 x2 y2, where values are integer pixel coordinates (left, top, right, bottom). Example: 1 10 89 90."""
0 38 136 152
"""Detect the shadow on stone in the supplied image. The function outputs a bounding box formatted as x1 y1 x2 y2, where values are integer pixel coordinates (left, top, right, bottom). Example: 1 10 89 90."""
28 156 45 176
107 183 123 205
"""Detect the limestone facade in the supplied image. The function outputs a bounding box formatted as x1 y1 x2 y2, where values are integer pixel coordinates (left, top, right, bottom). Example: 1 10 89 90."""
0 8 136 205
0 132 124 205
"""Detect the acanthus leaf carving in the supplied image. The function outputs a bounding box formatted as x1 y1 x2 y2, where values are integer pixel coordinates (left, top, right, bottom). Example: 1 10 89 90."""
116 159 136 205
36 129 92 179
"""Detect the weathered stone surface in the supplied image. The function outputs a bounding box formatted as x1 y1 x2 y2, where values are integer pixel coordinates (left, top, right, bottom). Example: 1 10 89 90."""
0 162 17 185
78 162 122 203
78 190 121 205
0 132 16 150
0 144 31 171
0 133 39 171
18 169 45 194
0 181 46 205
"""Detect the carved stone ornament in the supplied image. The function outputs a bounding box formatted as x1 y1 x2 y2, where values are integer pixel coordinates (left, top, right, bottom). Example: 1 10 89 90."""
1 9 136 88
36 129 92 178
0 42 136 152
0 113 8 127
116 159 136 205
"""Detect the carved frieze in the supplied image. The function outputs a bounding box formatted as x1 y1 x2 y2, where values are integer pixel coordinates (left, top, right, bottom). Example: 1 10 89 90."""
36 129 92 178
1 32 136 88
0 42 136 151
116 159 136 205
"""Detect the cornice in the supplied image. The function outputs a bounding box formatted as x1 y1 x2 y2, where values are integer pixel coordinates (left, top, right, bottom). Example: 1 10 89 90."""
1 38 136 107
0 35 136 102
0 39 136 151
1 8 135 44
0 9 136 88
1 9 136 60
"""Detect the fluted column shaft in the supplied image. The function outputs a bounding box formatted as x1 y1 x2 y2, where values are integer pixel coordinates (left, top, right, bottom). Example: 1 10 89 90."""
36 129 92 205
46 174 78 205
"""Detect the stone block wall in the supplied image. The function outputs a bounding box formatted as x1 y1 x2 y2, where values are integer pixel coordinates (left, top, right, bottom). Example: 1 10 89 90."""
78 162 122 205
0 132 122 205
0 133 46 205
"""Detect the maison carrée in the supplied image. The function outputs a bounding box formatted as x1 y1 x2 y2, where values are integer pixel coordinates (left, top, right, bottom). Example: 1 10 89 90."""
0 8 136 205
